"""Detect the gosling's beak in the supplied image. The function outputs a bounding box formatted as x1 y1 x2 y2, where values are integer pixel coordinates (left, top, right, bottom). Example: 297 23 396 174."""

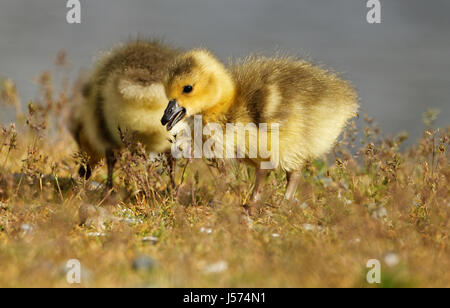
161 99 186 131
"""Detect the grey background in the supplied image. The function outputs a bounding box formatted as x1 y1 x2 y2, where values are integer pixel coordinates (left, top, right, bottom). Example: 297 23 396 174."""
0 0 449 143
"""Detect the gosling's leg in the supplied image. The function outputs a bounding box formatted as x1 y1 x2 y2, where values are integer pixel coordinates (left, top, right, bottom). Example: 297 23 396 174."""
285 170 301 201
79 155 100 181
251 169 269 203
78 164 92 180
105 148 117 189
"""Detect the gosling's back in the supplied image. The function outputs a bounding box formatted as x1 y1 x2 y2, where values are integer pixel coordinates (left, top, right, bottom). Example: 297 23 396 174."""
228 56 358 171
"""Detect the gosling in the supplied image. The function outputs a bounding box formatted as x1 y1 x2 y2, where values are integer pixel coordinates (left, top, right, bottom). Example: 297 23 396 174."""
70 40 181 188
161 49 358 204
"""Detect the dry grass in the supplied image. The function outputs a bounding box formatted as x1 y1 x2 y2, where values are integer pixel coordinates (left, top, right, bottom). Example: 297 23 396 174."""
0 54 448 288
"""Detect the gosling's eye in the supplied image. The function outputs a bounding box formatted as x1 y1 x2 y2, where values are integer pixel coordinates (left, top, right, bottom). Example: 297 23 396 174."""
183 85 193 94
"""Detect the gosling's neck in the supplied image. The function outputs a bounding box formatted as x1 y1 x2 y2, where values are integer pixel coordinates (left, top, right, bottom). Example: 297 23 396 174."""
203 75 236 124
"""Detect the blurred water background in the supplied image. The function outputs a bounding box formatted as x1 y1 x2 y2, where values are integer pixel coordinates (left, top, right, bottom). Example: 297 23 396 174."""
0 0 449 143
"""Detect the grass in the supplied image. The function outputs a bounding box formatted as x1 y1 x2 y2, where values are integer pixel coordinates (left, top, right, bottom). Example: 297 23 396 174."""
0 54 448 288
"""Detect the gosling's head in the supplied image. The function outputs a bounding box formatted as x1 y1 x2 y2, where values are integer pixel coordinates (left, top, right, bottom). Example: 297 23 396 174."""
161 49 235 131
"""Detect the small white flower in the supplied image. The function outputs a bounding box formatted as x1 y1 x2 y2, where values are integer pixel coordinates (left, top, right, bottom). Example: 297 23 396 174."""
142 236 158 244
349 238 361 244
20 223 33 235
200 227 213 234
121 218 143 225
369 204 388 219
384 252 400 267
302 224 323 232
203 261 228 274
87 232 106 237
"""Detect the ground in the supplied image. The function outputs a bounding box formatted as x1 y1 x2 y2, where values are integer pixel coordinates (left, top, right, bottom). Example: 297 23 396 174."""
0 64 448 288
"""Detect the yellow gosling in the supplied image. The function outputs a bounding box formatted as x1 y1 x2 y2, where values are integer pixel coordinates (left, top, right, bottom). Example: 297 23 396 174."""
161 49 359 206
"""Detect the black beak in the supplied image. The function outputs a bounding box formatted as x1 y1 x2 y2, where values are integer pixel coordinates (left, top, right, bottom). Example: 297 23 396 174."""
161 99 186 131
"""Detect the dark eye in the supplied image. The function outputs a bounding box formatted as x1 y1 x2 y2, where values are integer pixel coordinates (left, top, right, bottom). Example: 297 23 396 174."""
183 85 193 94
